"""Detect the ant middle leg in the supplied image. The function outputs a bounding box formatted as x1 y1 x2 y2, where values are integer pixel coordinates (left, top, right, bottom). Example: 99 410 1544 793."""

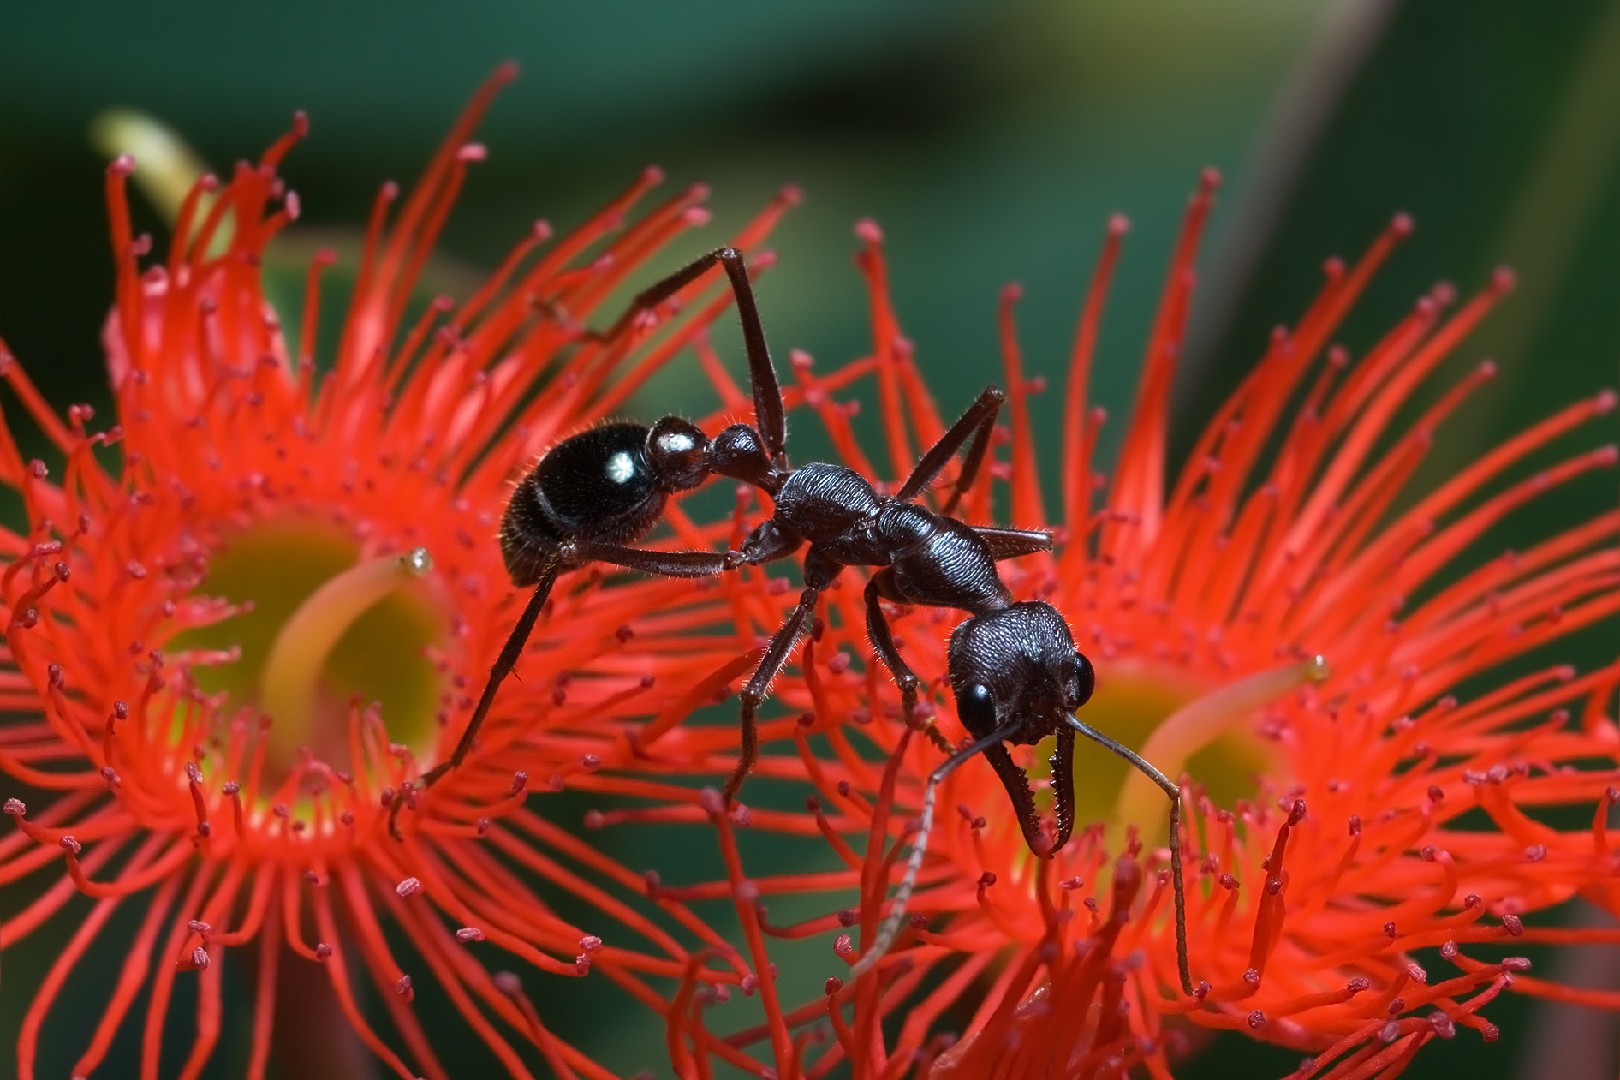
724 548 836 803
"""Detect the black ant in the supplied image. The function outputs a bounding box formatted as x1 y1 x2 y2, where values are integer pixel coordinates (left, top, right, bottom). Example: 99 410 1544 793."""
682 267 1192 993
388 243 1192 993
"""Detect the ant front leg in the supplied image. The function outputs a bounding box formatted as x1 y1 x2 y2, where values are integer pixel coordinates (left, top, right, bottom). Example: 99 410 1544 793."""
724 547 835 804
864 577 952 754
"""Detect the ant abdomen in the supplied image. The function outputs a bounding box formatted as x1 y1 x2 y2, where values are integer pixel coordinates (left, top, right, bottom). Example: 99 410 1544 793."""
501 423 663 586
499 418 710 587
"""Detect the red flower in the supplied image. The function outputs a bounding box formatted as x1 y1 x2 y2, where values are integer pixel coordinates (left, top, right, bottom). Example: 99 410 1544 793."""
660 175 1620 1077
0 66 793 1079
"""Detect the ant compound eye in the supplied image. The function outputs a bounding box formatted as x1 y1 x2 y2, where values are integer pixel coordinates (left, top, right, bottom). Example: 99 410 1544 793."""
956 682 998 737
647 417 710 491
1072 650 1096 707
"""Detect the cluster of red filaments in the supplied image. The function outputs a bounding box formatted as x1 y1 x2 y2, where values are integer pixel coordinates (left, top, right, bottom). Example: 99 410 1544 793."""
2 68 1618 1080
639 174 1620 1079
0 67 821 1080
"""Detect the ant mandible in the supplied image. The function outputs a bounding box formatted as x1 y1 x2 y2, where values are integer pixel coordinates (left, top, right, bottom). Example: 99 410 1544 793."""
388 240 1192 993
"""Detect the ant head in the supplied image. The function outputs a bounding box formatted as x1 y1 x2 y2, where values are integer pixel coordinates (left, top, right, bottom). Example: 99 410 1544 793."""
947 601 1094 744
647 417 711 492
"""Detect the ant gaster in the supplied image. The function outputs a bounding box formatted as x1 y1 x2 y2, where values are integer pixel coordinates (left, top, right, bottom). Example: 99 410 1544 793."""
391 242 1192 994
386 249 777 838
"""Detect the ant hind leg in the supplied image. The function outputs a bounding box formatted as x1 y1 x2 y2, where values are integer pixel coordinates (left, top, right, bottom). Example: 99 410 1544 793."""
389 567 557 839
589 246 789 469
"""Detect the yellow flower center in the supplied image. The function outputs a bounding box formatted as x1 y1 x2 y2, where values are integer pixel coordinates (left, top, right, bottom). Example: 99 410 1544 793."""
1031 656 1331 854
172 522 447 793
1119 657 1330 845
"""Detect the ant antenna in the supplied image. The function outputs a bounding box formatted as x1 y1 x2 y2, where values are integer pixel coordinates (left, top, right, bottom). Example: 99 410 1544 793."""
847 714 1193 995
1065 712 1190 996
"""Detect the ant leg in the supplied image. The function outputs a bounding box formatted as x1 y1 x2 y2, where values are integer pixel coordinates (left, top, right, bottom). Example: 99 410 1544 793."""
389 567 557 839
716 248 787 468
864 577 952 754
845 722 1019 981
939 391 1004 517
893 385 1004 507
596 247 787 467
567 539 736 578
1063 713 1193 995
724 549 836 803
725 585 822 804
721 519 803 799
596 248 733 339
972 526 1053 562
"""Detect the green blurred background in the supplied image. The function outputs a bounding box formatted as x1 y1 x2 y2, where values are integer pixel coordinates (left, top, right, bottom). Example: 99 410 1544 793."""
0 1 1616 1077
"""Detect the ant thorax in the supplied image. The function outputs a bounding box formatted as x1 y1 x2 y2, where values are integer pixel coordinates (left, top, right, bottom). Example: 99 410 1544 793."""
871 511 1012 615
772 462 883 544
